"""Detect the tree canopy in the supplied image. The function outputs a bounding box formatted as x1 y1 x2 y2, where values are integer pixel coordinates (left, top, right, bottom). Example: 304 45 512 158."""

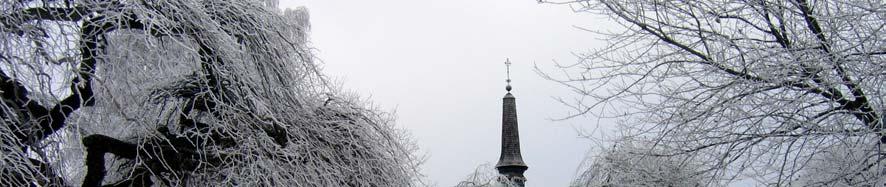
542 0 885 185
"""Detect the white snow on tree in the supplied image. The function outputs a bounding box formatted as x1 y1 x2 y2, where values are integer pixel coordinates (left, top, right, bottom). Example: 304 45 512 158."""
541 0 885 185
455 163 521 187
572 139 708 187
0 0 422 186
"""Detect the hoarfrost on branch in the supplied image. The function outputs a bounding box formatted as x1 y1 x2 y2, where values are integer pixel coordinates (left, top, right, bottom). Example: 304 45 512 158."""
541 0 885 185
0 0 422 186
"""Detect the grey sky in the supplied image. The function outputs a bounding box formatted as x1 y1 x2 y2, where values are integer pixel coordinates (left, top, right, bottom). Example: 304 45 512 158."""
280 1 613 186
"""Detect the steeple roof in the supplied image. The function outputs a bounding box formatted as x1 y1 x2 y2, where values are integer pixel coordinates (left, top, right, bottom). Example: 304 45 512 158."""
496 92 526 168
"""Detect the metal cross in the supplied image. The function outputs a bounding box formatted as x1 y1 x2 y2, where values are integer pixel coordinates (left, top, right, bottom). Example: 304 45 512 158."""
504 58 512 83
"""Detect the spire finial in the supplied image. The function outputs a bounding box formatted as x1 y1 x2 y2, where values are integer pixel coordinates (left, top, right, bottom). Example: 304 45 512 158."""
505 58 512 92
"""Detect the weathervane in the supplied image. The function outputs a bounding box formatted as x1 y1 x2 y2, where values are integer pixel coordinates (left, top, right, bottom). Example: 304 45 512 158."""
505 58 512 92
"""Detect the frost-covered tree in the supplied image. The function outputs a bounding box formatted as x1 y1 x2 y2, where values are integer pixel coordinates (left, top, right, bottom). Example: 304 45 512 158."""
793 140 883 186
455 163 520 187
0 0 421 186
540 0 885 185
572 139 706 187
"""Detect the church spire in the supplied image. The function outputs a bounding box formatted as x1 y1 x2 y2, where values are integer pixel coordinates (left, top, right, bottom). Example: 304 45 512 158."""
496 58 527 186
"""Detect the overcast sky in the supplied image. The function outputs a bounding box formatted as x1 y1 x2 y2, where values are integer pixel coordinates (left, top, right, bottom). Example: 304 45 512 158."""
279 1 614 186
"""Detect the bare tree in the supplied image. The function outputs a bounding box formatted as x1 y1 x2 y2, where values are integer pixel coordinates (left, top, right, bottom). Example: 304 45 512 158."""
0 0 421 186
539 0 885 185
